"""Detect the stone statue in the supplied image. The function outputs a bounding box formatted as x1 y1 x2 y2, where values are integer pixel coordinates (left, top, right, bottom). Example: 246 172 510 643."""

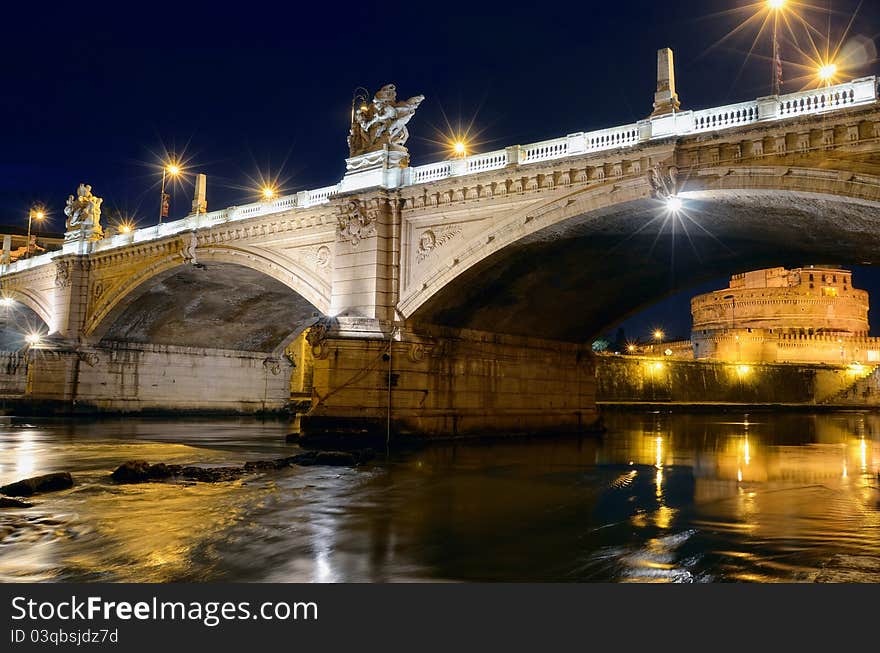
63 183 104 240
348 84 425 157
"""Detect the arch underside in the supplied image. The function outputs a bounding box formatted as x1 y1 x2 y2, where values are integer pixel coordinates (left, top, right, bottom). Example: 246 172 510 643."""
0 302 48 351
99 262 321 352
410 190 880 341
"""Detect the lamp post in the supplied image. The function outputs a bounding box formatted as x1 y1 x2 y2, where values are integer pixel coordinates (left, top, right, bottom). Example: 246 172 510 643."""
351 87 370 126
159 163 181 225
26 207 45 259
768 0 787 95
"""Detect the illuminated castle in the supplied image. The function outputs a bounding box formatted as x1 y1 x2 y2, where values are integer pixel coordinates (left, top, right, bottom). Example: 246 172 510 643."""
690 266 880 365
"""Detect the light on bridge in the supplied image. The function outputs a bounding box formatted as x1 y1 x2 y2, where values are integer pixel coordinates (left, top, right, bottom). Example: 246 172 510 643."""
653 330 664 341
25 332 43 347
453 141 467 157
818 63 838 83
767 0 786 10
262 186 277 200
166 163 181 176
0 297 14 308
665 196 683 213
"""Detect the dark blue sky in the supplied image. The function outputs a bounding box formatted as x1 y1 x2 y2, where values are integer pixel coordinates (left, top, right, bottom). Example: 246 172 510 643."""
3 0 879 337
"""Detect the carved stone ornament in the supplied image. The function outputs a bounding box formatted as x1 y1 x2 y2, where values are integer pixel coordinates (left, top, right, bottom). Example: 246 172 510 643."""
63 183 104 242
315 245 331 269
647 163 680 200
336 199 377 246
54 260 71 288
416 226 462 262
407 343 434 363
306 317 334 359
181 231 199 265
262 358 282 376
347 84 425 157
77 351 100 367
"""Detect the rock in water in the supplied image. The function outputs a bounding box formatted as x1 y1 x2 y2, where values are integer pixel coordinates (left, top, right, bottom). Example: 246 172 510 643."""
314 451 358 466
0 497 33 508
111 461 152 483
0 472 73 497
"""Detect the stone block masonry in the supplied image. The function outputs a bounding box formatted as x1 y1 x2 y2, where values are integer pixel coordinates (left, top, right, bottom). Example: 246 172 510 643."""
300 323 599 441
17 343 291 414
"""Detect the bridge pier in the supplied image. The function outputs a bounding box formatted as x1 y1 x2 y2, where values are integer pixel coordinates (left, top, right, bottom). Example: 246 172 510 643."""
298 319 599 443
10 341 291 414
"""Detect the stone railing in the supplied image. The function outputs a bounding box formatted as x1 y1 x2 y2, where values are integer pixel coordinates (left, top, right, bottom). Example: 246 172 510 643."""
1 77 876 276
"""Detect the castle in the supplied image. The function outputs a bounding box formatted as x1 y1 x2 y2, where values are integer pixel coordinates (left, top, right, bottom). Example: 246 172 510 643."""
688 266 880 365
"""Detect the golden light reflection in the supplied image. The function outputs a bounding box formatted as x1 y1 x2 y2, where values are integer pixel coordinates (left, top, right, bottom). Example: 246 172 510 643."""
14 430 37 479
860 437 867 473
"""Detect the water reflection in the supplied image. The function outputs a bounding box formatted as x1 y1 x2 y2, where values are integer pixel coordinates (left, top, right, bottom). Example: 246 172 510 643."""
0 412 878 582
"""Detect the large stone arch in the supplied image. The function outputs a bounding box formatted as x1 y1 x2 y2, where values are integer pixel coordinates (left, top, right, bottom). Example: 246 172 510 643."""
402 163 880 341
86 246 330 352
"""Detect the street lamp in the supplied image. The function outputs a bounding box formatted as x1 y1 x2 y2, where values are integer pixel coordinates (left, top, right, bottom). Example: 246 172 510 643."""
261 186 276 201
351 87 370 126
26 207 46 259
453 140 467 157
159 162 182 225
818 62 838 86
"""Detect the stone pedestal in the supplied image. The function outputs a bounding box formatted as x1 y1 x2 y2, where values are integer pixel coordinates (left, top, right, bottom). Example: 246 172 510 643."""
338 147 409 193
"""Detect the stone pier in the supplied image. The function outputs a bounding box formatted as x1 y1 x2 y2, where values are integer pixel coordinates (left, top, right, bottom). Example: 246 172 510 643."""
300 320 598 441
9 343 291 414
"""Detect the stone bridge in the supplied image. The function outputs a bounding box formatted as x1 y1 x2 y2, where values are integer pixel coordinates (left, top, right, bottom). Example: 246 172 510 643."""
3 49 880 440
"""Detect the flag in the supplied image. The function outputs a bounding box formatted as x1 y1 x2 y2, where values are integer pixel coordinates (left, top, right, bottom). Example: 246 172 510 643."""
161 193 170 218
774 34 784 94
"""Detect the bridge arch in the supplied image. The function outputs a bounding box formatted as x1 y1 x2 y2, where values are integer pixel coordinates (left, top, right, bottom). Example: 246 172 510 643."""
402 163 880 341
2 287 55 333
86 245 331 353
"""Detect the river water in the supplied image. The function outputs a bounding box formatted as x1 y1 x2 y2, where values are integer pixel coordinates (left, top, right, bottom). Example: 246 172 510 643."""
1 411 878 583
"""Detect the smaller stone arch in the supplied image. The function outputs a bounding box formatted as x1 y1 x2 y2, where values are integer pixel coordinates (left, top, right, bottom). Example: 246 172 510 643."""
2 287 55 333
84 245 331 343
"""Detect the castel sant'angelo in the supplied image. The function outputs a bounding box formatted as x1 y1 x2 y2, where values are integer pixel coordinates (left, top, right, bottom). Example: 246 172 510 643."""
689 266 880 365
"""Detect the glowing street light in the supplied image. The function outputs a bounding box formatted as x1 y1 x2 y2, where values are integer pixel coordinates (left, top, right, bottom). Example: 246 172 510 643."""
0 297 14 308
818 62 838 85
26 207 46 259
654 330 664 342
261 186 276 200
25 332 42 347
666 196 683 213
159 161 182 225
453 141 467 157
767 0 786 9
118 220 135 235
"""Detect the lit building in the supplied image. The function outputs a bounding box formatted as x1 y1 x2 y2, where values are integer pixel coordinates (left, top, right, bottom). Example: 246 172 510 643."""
690 266 880 364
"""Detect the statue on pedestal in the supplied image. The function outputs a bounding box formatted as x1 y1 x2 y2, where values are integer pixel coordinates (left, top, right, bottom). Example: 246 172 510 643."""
63 183 104 242
347 84 425 158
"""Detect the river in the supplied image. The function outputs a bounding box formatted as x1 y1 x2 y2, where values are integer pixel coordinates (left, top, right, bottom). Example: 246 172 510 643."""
1 411 878 582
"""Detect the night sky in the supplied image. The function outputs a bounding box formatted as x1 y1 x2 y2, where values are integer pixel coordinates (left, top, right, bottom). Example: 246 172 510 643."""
3 0 880 339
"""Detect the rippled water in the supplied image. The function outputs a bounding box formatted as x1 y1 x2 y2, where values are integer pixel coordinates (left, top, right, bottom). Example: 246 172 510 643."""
1 411 879 582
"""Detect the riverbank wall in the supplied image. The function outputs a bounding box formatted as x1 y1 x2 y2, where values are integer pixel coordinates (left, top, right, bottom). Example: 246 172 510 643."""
596 355 874 407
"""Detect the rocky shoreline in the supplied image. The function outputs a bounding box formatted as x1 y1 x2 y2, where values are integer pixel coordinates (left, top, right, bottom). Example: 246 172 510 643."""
0 449 375 508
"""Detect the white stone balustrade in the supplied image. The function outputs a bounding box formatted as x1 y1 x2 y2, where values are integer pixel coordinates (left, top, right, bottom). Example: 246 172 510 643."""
1 76 876 277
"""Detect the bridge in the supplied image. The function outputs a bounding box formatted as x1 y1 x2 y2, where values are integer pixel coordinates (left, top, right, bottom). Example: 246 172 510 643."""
3 48 880 439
